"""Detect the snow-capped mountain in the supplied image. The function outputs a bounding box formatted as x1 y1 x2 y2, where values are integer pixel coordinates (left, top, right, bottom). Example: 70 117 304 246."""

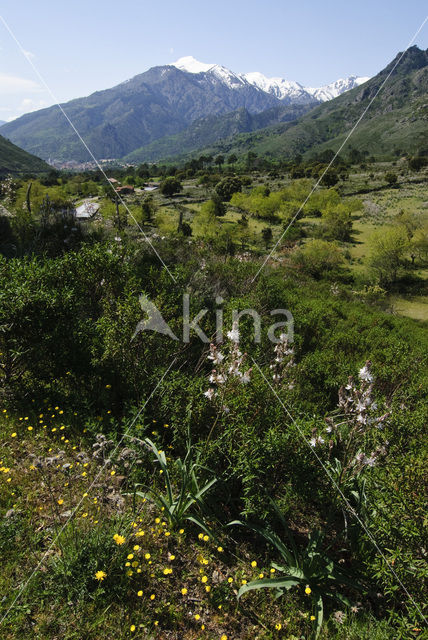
243 72 309 102
171 56 370 103
306 76 371 101
1 55 372 163
173 56 253 90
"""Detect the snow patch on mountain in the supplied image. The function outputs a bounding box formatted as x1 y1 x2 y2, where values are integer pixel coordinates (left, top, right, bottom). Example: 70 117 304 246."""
171 56 370 103
172 56 247 89
306 76 370 101
244 72 308 100
172 56 216 74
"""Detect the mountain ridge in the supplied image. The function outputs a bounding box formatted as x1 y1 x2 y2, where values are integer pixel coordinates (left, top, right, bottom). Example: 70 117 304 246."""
171 55 370 103
0 134 50 177
1 56 369 164
185 46 428 162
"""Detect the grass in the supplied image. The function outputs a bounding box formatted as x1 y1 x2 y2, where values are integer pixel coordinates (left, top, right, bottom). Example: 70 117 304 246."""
0 408 320 640
1 402 414 640
389 295 428 321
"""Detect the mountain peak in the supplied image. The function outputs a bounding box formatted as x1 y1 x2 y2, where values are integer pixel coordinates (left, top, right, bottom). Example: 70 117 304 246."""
384 45 428 76
171 56 215 74
243 71 306 100
306 75 370 101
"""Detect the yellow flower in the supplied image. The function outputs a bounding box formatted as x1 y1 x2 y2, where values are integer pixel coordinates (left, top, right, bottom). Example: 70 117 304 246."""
130 625 136 632
57 499 64 505
221 635 228 640
133 545 140 551
150 594 155 600
205 585 211 592
217 546 223 552
305 586 312 595
113 534 125 545
194 614 200 620
169 554 175 561
227 577 233 583
203 534 209 542
310 615 316 621
127 554 134 560
201 576 208 583
95 570 107 581
144 553 151 560
198 533 204 540
251 560 257 568
11 433 17 438
275 623 282 630
270 568 276 573
181 588 188 595
137 590 143 597
179 528 184 534
241 579 247 585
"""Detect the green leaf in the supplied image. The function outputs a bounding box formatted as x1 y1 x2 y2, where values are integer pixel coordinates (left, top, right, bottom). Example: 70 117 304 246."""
237 576 302 599
314 594 324 639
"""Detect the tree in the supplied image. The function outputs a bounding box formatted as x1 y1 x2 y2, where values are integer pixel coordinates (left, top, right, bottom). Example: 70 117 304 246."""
197 198 225 225
215 176 242 201
261 227 272 248
160 176 183 197
320 169 339 187
408 155 427 172
321 204 353 241
141 194 157 223
228 153 238 166
137 163 150 178
384 172 398 187
368 226 409 287
246 151 258 170
211 193 226 217
320 198 362 243
411 225 428 264
293 239 344 279
214 155 225 169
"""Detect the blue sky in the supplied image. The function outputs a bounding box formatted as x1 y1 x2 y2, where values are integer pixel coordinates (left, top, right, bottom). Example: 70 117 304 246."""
0 0 427 121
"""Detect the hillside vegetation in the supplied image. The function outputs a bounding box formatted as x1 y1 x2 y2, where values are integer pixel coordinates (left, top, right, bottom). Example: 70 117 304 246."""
0 157 427 639
0 134 50 177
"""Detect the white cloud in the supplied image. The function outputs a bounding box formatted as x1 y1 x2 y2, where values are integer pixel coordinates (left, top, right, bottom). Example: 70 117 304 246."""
0 72 41 94
5 98 50 121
